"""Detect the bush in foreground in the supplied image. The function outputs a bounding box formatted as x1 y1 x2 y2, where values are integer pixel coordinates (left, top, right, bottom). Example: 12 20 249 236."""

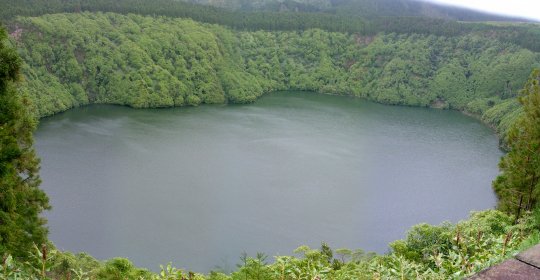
2 209 538 280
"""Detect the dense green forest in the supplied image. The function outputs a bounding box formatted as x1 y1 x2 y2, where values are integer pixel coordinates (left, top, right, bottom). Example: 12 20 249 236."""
2 0 540 278
8 12 540 140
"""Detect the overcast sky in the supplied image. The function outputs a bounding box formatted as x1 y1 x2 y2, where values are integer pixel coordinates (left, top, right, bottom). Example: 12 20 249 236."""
426 0 540 21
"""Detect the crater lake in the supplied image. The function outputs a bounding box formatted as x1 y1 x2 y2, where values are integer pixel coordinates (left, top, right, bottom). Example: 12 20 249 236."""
35 92 501 272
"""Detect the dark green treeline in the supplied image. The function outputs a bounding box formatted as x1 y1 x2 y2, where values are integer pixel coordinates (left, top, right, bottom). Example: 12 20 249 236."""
2 0 540 52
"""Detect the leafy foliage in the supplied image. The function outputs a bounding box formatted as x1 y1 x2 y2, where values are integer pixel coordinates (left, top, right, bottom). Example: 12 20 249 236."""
494 70 540 217
1 209 537 279
0 25 49 263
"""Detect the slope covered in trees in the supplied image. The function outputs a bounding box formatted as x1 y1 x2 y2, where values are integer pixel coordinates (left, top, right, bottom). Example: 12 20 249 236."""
9 12 539 141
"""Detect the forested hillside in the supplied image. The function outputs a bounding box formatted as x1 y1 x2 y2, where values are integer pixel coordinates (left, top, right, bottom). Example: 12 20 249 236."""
9 12 539 140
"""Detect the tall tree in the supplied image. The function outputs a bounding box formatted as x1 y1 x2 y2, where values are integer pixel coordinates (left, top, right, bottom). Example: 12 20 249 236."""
493 69 540 220
0 26 50 260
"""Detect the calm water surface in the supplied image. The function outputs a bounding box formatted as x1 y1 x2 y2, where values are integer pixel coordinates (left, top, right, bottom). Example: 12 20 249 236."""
35 92 501 272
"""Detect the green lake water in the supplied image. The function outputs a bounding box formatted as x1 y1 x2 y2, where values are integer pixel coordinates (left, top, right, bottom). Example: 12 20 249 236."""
35 92 501 272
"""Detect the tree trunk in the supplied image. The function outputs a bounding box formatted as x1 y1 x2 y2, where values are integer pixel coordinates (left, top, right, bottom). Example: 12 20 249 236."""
526 176 537 211
515 194 524 224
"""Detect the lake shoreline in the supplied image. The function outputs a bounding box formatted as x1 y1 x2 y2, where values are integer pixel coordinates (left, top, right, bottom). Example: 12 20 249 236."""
35 89 508 148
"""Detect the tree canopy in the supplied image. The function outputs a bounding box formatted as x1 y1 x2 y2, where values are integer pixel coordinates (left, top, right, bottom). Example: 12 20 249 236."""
9 13 538 145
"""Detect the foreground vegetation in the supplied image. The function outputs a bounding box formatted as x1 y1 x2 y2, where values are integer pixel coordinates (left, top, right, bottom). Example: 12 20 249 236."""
494 69 540 221
1 210 538 280
0 24 50 265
